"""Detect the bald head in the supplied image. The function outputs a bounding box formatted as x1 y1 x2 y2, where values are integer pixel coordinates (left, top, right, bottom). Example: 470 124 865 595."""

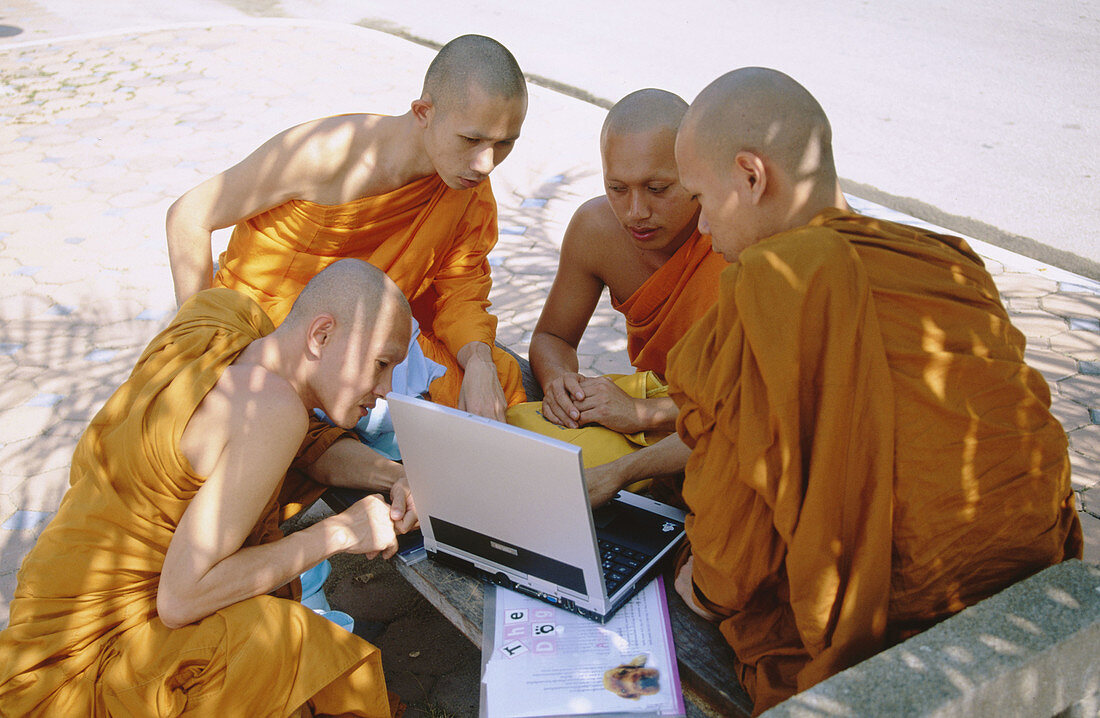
284 259 410 338
422 34 526 113
681 67 836 188
601 88 688 144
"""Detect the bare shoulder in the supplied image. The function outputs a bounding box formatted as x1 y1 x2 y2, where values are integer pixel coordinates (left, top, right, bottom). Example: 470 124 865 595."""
567 196 622 241
218 364 306 428
181 364 308 477
559 195 634 282
275 114 379 169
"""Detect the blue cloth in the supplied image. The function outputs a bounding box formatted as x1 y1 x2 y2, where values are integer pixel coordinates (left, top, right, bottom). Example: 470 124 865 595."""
315 316 445 461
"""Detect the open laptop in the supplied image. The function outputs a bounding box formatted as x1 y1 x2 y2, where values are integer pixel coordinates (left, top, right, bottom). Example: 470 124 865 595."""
387 392 686 623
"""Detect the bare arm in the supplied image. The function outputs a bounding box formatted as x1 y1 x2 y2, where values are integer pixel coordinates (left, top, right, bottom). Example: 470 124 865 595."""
158 368 398 628
530 203 607 428
306 436 417 534
457 340 508 421
306 436 404 492
584 433 691 506
165 119 349 306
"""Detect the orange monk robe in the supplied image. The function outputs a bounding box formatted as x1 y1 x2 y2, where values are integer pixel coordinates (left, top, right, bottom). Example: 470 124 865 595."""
0 290 396 718
666 209 1083 714
613 228 726 379
213 172 525 408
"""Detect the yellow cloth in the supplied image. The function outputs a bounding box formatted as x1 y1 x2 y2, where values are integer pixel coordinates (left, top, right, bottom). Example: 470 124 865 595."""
666 209 1083 714
507 372 670 469
0 289 395 717
613 228 726 378
213 172 524 408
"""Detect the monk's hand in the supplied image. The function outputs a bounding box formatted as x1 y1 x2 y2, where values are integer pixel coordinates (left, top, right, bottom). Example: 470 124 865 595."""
541 372 588 428
674 556 722 622
332 494 399 560
389 476 419 534
584 462 625 508
574 376 645 433
457 342 507 421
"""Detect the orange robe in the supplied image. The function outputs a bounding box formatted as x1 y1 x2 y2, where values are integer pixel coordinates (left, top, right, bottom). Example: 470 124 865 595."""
0 290 395 717
666 209 1083 714
613 228 726 379
213 173 524 408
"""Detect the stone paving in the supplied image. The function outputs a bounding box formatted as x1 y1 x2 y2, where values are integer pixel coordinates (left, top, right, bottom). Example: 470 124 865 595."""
0 16 1098 717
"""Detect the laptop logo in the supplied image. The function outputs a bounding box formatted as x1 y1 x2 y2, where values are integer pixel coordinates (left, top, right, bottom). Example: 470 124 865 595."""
490 540 519 556
661 522 677 533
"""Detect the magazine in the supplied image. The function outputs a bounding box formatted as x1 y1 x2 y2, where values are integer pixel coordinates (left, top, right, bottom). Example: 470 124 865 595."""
480 576 685 718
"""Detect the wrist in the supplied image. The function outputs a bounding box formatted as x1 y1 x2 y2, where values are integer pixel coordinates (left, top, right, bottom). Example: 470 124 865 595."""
316 517 354 555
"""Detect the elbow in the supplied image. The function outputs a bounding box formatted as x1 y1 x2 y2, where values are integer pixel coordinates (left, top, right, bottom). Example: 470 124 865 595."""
156 587 196 630
164 199 187 251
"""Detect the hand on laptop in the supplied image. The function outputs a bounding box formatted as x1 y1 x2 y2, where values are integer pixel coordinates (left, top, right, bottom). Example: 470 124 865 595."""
389 476 419 534
584 462 627 508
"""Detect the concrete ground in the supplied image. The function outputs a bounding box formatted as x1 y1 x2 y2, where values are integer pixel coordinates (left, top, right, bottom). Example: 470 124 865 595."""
1 14 1098 718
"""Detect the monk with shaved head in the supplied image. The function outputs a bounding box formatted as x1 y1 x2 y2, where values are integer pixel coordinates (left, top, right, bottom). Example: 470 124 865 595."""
516 89 724 501
649 67 1083 712
0 260 412 715
167 35 528 517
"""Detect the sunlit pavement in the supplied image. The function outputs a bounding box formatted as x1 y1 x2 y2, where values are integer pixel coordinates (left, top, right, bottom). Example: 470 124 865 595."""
1 15 1098 694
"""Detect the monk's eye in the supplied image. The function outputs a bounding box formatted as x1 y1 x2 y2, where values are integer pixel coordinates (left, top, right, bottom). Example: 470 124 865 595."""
648 185 669 194
377 360 390 370
461 136 478 144
607 185 626 193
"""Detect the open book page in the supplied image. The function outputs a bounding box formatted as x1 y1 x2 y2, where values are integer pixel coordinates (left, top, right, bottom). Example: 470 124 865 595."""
480 576 685 718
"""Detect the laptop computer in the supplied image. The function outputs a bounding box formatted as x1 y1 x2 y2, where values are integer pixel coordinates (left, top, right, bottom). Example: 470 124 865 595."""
386 392 687 623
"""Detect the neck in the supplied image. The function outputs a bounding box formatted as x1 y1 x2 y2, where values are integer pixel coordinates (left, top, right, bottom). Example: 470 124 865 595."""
235 331 315 408
383 112 437 186
783 177 849 230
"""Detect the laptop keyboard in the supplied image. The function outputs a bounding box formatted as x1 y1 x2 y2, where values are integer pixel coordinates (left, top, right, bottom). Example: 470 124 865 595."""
598 538 653 595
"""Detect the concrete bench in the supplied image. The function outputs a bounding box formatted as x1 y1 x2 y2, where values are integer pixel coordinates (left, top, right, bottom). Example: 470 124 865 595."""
763 559 1100 717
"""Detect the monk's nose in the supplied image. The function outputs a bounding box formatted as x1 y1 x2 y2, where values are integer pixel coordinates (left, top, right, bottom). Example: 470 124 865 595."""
471 146 495 175
375 368 394 398
627 192 651 221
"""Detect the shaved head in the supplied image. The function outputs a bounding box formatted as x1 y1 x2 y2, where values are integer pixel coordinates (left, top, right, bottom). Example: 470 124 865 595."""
675 68 847 260
681 67 836 187
284 259 410 337
422 34 527 112
601 88 688 144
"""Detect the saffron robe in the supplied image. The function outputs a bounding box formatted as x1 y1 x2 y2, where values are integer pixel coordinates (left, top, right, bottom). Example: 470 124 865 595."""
508 229 723 474
0 290 395 717
666 209 1083 714
213 173 524 408
613 228 726 378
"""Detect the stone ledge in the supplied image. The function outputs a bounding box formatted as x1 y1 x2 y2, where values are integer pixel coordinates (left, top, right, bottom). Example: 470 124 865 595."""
763 560 1100 718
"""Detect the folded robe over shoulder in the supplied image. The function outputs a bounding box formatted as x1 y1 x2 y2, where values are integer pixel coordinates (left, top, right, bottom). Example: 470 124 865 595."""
666 209 1083 714
213 172 524 408
613 228 726 379
0 289 395 718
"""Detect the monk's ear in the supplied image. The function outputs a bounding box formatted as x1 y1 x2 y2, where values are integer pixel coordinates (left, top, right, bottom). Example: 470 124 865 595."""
734 151 767 205
305 314 336 359
411 94 434 128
